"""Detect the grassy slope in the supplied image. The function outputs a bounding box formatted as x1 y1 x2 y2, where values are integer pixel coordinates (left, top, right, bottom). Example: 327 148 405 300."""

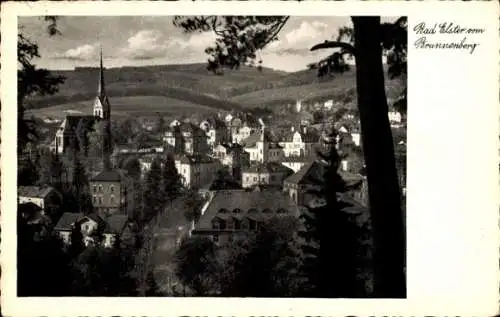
27 96 223 119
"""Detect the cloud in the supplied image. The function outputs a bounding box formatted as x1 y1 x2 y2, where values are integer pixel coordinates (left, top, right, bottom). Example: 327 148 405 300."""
121 29 217 61
121 29 167 60
264 20 333 55
53 44 98 61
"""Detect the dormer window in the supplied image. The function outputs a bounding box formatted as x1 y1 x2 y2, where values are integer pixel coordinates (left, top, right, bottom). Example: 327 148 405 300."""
262 208 272 214
219 208 229 214
277 208 287 214
109 185 114 193
212 217 225 230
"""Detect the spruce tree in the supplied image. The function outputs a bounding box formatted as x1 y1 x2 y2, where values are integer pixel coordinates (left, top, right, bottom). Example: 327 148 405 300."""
71 155 91 214
298 127 360 298
162 154 182 203
142 157 164 224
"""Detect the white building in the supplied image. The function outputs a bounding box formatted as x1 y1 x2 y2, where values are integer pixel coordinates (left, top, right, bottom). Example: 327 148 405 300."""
242 126 284 163
175 154 222 189
324 99 334 110
279 126 320 158
241 162 293 188
199 116 229 148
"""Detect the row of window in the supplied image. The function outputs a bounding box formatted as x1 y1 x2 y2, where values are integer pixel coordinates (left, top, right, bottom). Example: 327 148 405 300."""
212 217 259 230
217 208 288 214
92 185 115 193
92 195 116 205
244 175 277 183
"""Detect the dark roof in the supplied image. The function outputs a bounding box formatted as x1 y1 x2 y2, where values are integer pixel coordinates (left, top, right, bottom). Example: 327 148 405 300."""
62 115 96 134
175 153 215 165
202 116 226 129
104 214 129 234
179 122 203 133
19 202 43 215
195 190 300 231
281 128 320 143
241 129 276 147
54 212 84 231
243 162 293 175
90 169 128 182
284 161 324 185
282 155 317 163
18 185 57 198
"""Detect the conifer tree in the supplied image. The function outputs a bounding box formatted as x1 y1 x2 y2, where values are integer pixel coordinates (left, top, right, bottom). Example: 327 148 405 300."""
142 157 164 224
71 155 92 214
162 154 183 203
297 127 360 297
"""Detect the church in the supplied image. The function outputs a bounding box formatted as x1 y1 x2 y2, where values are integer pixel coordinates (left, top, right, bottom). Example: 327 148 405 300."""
51 49 113 168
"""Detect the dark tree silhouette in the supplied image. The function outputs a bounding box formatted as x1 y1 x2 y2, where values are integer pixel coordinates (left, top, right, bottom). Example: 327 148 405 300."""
142 157 164 223
162 154 183 203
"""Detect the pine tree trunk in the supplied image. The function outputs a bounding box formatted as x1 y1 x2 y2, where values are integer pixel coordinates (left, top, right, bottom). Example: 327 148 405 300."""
351 16 406 298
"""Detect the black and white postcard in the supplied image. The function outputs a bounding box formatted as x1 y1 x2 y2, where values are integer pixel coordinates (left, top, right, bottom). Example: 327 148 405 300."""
1 1 499 316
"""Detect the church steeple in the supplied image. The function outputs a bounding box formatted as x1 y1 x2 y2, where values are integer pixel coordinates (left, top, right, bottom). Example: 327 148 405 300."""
98 46 105 97
93 47 110 120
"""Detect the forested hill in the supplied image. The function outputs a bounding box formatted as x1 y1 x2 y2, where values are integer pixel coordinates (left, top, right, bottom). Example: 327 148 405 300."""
26 63 404 111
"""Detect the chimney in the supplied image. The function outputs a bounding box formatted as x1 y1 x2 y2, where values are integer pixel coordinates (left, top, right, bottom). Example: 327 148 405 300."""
303 126 307 134
291 126 295 132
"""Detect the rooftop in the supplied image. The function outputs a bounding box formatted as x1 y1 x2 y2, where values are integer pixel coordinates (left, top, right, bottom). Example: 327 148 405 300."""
18 185 58 199
90 169 128 182
195 190 300 231
242 162 293 175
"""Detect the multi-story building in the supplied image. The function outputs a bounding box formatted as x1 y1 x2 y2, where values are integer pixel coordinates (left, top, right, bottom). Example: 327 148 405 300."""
199 116 229 148
174 153 221 189
191 189 300 244
163 122 208 155
243 127 284 163
89 169 134 218
241 162 293 189
227 115 259 144
279 125 320 158
211 143 249 181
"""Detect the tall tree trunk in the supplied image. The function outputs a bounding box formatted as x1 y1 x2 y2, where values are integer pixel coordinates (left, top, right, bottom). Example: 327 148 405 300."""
352 16 406 298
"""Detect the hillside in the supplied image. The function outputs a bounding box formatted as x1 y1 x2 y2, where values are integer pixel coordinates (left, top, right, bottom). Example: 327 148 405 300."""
27 95 224 119
27 62 405 114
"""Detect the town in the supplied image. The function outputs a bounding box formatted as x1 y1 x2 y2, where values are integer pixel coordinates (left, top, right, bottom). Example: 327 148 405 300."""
18 52 407 296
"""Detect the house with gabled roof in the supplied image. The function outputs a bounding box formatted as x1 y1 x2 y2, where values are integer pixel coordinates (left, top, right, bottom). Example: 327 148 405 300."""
279 125 320 158
191 189 300 244
54 212 134 248
18 185 62 217
241 162 293 189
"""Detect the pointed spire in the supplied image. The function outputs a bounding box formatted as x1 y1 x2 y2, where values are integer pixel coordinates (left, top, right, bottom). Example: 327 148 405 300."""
98 46 105 97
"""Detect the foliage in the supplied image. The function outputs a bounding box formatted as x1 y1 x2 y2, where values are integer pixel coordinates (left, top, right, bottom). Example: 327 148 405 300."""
18 29 65 154
181 190 205 223
71 156 92 213
17 216 72 296
70 245 138 296
141 157 164 223
162 154 183 202
174 236 220 296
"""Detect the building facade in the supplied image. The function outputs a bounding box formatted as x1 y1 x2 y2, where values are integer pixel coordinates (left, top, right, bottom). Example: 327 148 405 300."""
89 169 134 218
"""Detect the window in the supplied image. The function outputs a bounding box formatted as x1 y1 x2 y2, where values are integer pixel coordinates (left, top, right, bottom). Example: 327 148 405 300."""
110 185 114 193
93 185 97 193
277 208 287 214
253 177 257 182
227 219 234 230
93 195 97 204
98 196 103 204
110 195 115 204
98 185 103 193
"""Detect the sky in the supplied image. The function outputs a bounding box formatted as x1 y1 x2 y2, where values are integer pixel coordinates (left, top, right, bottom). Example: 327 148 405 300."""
19 16 396 72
